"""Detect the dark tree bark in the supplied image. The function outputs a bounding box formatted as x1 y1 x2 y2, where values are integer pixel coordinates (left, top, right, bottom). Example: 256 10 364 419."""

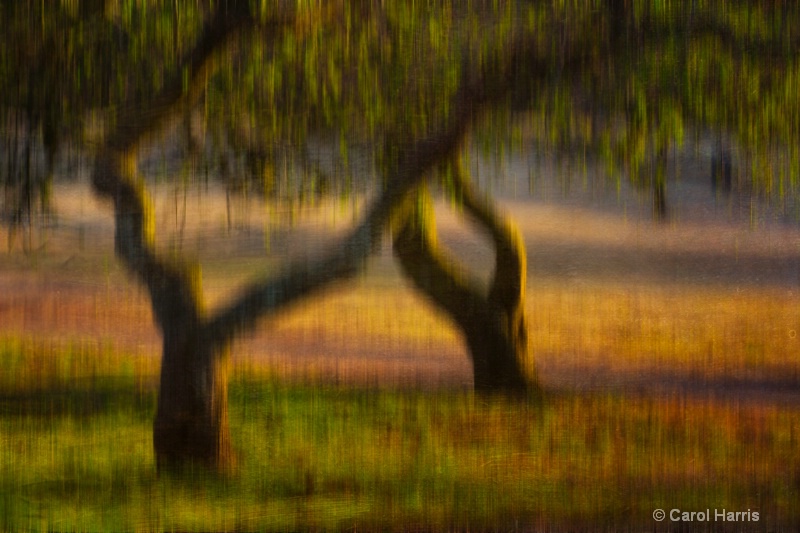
93 151 238 472
393 157 539 396
88 2 257 472
653 146 669 222
154 331 234 472
711 148 732 194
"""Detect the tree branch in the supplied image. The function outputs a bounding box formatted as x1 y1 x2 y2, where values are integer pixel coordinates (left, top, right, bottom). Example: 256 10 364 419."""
90 3 286 331
202 31 548 345
88 0 564 348
448 157 526 315
204 112 475 344
393 185 485 325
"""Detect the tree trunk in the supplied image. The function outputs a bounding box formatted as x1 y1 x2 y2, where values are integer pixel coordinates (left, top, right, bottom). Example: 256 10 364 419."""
462 305 530 394
393 159 538 396
652 145 669 222
153 327 235 473
86 4 258 474
93 150 239 474
711 148 732 194
653 178 668 221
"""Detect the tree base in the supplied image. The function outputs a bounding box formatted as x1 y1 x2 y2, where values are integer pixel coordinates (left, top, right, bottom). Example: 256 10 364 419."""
154 414 237 476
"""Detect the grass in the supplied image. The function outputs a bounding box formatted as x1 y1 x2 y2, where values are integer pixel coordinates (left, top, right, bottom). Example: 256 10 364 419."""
1 339 799 531
3 186 800 529
4 202 800 390
525 281 800 382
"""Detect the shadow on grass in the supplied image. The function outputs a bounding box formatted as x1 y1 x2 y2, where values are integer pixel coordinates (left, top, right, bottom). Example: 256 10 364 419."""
540 363 800 407
0 377 156 419
2 375 799 530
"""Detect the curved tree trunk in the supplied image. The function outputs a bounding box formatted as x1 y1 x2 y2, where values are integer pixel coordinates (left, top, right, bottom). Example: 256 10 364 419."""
93 151 237 472
393 158 539 396
88 3 497 471
88 4 260 473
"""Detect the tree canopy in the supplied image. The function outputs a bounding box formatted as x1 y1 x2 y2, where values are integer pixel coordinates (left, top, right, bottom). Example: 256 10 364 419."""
3 1 799 215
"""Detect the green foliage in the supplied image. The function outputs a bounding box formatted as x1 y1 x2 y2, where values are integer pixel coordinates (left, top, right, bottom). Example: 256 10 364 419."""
2 1 799 212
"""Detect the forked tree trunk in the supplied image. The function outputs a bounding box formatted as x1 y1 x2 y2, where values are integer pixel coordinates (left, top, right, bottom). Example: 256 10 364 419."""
87 4 258 474
94 152 238 473
393 159 538 396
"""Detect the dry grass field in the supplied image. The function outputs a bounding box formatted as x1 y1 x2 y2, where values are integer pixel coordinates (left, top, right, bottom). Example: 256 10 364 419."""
2 152 799 400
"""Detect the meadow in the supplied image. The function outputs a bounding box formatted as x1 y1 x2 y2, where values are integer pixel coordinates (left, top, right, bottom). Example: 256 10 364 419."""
1 338 799 531
2 168 800 530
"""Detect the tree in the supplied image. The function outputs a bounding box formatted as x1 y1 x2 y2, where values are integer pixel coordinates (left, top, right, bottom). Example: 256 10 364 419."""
86 1 529 470
0 0 503 471
389 0 800 392
393 156 534 394
2 0 800 472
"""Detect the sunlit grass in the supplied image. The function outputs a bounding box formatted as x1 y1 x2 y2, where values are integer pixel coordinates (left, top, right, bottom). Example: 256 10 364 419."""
1 341 799 531
4 211 800 389
247 279 800 389
3 207 800 529
0 337 157 393
525 281 800 382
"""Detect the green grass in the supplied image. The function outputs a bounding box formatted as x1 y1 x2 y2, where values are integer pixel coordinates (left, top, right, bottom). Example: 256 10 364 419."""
1 340 799 531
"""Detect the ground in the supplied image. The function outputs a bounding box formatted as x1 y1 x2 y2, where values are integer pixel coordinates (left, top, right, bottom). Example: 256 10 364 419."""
1 146 799 404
